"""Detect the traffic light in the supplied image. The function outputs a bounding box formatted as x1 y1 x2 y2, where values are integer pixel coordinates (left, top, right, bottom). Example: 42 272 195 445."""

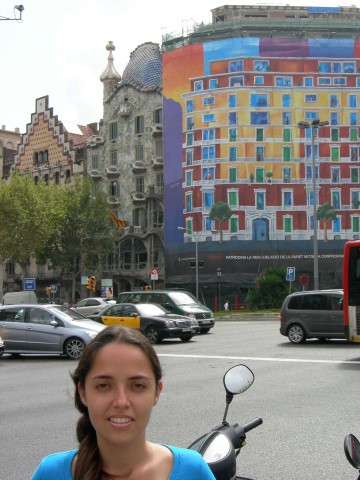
45 286 51 294
87 276 96 293
143 285 152 291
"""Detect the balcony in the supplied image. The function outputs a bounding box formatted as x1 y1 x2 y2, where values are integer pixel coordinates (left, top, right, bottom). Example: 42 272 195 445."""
131 191 146 203
152 156 163 169
151 123 162 136
87 135 105 148
131 160 147 173
105 166 120 176
107 196 121 205
89 169 103 179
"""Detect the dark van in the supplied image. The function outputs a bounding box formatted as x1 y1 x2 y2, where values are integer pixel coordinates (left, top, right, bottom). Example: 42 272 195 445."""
116 290 215 333
280 289 345 343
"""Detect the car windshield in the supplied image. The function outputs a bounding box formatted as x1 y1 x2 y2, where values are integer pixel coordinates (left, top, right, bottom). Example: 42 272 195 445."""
167 291 198 306
136 304 167 316
48 305 90 321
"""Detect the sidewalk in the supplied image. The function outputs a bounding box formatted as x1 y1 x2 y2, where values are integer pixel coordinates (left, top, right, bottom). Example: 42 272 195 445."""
215 312 280 321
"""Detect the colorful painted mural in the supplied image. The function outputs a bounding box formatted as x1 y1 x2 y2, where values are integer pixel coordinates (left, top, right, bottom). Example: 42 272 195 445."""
163 37 360 291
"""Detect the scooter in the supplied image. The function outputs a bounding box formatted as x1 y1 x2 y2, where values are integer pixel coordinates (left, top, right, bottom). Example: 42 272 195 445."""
344 433 360 479
188 364 263 480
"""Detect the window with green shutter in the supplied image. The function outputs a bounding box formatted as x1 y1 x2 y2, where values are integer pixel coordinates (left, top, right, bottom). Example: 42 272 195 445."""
228 191 237 206
283 146 291 162
283 129 291 142
229 168 237 183
350 128 358 142
256 129 264 141
331 147 339 162
230 217 238 233
351 168 359 183
331 129 339 141
256 168 264 183
284 217 292 233
353 217 360 233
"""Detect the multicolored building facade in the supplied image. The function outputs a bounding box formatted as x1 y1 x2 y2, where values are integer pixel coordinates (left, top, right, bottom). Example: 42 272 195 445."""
163 16 360 294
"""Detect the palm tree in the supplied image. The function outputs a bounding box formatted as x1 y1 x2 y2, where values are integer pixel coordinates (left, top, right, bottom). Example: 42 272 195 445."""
317 203 337 243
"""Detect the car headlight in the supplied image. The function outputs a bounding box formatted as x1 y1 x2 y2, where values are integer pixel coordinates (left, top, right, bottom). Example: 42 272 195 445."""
188 314 196 320
191 319 199 326
165 320 176 328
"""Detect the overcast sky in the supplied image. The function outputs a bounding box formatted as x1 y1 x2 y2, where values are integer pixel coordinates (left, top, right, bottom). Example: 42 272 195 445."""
1 0 347 133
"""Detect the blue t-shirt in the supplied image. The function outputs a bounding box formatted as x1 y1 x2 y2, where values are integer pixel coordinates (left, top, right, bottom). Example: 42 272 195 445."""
31 445 216 480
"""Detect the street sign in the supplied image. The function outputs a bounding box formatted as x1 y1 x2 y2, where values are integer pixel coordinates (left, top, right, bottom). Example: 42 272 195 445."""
300 275 309 285
51 284 57 293
150 268 158 280
23 278 36 291
286 267 296 282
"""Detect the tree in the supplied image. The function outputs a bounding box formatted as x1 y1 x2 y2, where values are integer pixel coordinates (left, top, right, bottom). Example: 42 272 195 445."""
209 201 232 243
37 177 118 301
0 175 58 301
246 266 288 309
317 203 337 243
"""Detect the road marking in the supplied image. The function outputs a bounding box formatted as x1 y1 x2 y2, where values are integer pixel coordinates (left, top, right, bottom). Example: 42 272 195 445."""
158 353 360 365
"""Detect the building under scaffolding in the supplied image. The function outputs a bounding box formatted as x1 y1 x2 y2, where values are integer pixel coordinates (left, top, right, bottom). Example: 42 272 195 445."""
162 5 360 52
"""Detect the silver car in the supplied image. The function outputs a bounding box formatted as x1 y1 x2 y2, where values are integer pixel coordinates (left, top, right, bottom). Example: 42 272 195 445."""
0 304 105 359
72 297 116 316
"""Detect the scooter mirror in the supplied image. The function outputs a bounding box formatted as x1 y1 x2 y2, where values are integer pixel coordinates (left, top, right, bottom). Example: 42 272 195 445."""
344 434 360 469
223 364 254 395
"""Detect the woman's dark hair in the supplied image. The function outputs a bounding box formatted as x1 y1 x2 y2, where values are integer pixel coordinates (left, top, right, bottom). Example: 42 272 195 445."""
71 326 163 480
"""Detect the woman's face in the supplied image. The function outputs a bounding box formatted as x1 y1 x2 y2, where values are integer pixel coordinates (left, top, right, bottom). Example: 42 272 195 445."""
78 342 162 451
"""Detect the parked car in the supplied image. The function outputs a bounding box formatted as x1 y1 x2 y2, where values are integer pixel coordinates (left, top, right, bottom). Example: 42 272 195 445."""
280 289 345 343
0 335 4 357
0 304 105 359
116 290 214 333
72 297 116 316
3 291 38 305
89 303 200 343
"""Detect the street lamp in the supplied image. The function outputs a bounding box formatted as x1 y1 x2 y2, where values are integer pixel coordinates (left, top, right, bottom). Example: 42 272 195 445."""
177 226 200 299
0 5 24 21
298 119 329 290
217 267 222 311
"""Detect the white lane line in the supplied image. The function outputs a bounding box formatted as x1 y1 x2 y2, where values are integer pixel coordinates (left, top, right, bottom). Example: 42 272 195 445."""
158 353 360 365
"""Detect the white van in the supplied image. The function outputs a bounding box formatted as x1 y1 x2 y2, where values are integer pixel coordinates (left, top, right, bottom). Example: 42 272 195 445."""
3 291 38 305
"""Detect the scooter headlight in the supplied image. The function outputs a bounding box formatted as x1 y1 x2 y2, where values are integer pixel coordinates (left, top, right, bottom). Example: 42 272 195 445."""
202 433 232 462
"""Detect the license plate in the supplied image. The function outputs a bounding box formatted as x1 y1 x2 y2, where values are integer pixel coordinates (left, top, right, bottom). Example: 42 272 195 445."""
182 328 192 332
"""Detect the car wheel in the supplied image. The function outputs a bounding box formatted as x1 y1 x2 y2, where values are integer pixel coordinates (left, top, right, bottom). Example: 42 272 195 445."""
180 334 193 342
146 326 162 344
287 324 306 344
64 337 85 359
200 328 210 334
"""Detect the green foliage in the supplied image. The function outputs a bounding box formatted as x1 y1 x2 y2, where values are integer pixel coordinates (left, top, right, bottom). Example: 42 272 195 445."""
209 201 232 242
246 266 289 309
317 203 337 243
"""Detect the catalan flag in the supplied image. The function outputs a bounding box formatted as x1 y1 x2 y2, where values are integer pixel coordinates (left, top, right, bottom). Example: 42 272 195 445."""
109 211 126 228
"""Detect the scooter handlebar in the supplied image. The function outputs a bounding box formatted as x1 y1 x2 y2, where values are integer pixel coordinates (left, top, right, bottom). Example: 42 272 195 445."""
243 417 263 433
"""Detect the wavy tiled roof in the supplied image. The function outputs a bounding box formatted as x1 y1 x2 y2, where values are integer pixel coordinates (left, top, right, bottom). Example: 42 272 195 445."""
121 42 162 91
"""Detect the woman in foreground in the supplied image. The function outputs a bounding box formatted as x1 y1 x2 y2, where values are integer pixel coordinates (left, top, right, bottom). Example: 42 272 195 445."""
31 325 215 480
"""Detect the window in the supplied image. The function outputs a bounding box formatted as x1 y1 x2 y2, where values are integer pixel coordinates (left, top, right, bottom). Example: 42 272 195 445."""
283 146 291 162
203 97 215 106
186 150 193 165
229 128 237 142
203 114 215 123
350 146 359 162
185 193 192 212
256 192 265 210
275 77 293 87
306 166 319 180
135 145 144 161
307 191 319 207
135 115 144 134
202 146 215 161
305 94 317 103
333 217 341 233
334 77 346 86
256 129 264 141
329 95 338 108
304 77 313 87
331 146 340 162
91 154 99 169
229 146 237 161
154 139 162 158
135 176 144 193
203 129 215 141
318 77 331 86
186 117 194 130
283 129 291 142
254 60 269 72
284 217 292 233
203 192 214 209
332 191 341 209
230 217 238 233
255 168 264 183
349 95 358 108
153 108 162 123
230 60 244 72
331 129 339 142
350 128 358 142
254 76 264 85
229 167 237 183
283 191 293 207
350 112 358 126
283 167 292 183
305 111 317 121
109 181 119 197
256 146 264 162
352 191 360 208
353 216 360 233
330 112 339 125
110 150 118 166
250 112 269 125
194 80 203 91
186 100 194 113
54 171 60 185
351 168 359 183
228 94 237 108
186 171 193 186
250 94 268 107
186 133 194 146
109 122 118 140
229 112 238 125
229 76 244 87
203 167 214 181
331 167 340 183
282 94 291 108
156 172 164 189
209 79 218 89
228 190 238 207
